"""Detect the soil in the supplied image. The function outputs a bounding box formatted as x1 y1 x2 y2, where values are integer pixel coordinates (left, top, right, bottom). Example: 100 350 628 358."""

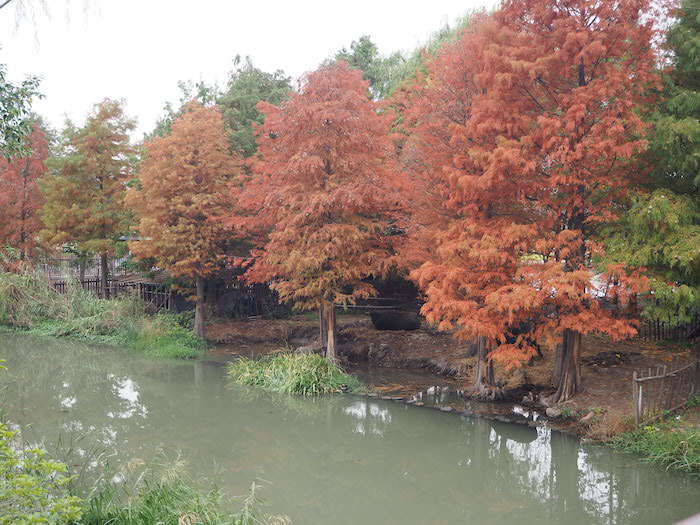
206 313 699 438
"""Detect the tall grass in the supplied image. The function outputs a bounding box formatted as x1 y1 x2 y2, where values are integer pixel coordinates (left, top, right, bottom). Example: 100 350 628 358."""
228 353 360 395
0 271 204 358
612 420 700 474
77 476 288 525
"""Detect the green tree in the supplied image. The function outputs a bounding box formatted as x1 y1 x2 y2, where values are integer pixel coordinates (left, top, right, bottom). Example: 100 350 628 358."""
40 99 135 296
0 64 41 159
334 35 407 99
604 0 700 324
334 17 478 100
218 55 291 158
145 79 219 140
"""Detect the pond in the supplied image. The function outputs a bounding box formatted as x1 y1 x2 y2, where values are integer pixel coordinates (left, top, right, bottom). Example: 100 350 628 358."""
1 333 699 524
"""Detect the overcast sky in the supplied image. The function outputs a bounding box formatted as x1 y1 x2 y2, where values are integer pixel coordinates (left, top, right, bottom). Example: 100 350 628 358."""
0 0 496 138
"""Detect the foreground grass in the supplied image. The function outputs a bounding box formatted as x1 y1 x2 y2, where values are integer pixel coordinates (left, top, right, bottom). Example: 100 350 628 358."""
611 416 700 474
0 271 204 358
79 477 287 525
228 352 360 395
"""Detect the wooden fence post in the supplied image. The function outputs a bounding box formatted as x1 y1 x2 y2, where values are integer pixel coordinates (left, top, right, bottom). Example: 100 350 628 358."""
633 371 640 426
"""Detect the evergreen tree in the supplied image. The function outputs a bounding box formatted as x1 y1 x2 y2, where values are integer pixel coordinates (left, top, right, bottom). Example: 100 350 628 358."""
604 0 700 324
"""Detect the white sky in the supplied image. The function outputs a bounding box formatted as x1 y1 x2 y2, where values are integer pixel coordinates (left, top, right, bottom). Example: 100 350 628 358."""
0 0 496 138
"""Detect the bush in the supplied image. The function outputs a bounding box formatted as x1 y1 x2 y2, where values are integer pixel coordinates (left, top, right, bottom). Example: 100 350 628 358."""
228 352 360 395
0 424 83 525
0 271 205 359
612 420 700 473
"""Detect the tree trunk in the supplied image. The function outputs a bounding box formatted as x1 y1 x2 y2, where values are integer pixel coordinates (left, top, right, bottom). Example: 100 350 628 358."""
319 301 327 348
323 299 337 361
194 275 205 338
471 336 502 399
551 329 582 402
100 253 109 299
79 260 86 282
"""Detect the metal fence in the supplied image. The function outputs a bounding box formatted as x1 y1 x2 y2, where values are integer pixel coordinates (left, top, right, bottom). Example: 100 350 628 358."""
637 313 700 343
632 360 700 425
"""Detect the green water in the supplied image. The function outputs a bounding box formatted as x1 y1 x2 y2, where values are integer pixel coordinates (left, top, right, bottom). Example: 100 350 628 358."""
1 333 699 525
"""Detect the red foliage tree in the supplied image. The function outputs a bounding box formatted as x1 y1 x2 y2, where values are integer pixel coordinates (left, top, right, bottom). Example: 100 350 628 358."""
251 61 399 359
0 123 48 261
398 20 532 397
402 0 659 400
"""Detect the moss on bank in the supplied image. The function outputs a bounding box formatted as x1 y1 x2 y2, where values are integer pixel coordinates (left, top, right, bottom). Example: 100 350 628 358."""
0 271 204 358
228 352 360 395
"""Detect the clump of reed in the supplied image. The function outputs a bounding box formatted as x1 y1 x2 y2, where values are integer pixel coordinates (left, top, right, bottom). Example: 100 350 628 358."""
227 352 360 395
78 476 288 525
0 271 204 359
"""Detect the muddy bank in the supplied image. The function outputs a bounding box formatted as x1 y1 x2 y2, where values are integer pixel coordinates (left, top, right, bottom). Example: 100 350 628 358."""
207 314 696 438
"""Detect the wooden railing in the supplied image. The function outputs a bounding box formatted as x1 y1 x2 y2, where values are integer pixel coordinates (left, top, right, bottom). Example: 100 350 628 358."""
632 360 700 425
51 278 172 312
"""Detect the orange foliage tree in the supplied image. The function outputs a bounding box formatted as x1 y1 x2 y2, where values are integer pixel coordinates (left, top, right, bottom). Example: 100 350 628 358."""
127 102 240 337
398 20 531 397
251 61 399 359
0 123 48 261
402 0 659 400
40 100 135 295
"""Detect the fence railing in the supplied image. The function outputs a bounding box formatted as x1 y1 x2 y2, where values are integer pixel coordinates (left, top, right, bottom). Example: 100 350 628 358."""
632 360 700 425
636 313 700 343
51 278 172 312
37 256 129 281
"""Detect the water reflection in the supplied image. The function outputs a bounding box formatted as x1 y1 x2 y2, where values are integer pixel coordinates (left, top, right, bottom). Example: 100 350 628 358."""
1 333 699 525
343 400 392 436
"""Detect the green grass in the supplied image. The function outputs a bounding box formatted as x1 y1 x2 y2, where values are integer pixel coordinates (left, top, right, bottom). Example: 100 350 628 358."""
228 352 360 395
612 418 700 474
78 476 287 525
0 271 204 359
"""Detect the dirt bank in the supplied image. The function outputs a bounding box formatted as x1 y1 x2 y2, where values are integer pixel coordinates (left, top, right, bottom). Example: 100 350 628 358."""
207 314 697 438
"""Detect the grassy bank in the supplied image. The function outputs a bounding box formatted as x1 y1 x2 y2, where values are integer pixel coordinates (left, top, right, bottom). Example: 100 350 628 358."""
611 404 700 474
0 271 204 358
228 352 360 395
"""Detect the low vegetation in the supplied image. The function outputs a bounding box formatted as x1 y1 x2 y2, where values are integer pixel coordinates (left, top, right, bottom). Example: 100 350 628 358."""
79 476 287 525
227 352 360 395
1 425 287 525
0 271 204 358
0 424 83 525
612 415 700 474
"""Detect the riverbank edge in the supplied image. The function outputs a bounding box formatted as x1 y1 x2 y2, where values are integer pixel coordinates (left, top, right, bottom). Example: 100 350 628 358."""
0 317 206 359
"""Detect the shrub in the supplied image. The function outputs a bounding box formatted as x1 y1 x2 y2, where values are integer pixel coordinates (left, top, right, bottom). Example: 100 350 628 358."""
0 424 83 525
228 352 360 395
